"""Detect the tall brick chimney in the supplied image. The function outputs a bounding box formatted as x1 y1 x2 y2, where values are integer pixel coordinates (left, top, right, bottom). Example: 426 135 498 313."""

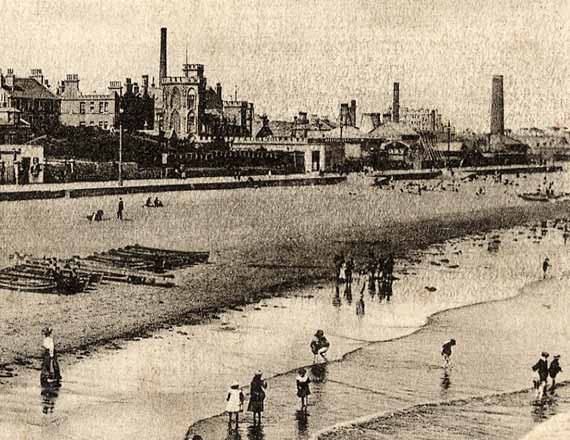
392 82 400 123
160 27 168 84
216 82 222 100
490 75 504 135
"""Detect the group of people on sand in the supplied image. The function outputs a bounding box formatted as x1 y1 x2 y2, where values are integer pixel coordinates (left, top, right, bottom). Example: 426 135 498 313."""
223 330 324 431
224 364 313 430
145 196 164 208
532 352 563 400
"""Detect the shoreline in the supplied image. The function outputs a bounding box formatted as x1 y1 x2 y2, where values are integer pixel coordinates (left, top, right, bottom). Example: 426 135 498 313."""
1 179 570 382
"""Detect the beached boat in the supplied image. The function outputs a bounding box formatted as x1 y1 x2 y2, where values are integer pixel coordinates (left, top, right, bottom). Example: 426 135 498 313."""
0 274 56 293
517 193 565 202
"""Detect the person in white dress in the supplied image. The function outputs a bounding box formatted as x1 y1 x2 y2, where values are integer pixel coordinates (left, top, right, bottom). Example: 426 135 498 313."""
225 381 244 428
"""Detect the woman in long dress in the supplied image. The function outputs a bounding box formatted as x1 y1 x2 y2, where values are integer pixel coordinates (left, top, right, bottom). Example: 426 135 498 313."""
40 327 61 387
247 371 267 425
296 368 311 410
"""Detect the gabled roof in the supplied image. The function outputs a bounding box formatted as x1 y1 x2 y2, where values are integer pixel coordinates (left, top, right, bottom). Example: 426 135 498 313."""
320 125 367 139
2 78 59 100
368 122 418 139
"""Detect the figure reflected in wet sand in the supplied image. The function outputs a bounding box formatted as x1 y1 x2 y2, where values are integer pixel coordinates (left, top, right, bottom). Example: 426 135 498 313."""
247 371 267 426
296 367 311 411
40 327 61 388
332 285 341 308
226 381 245 429
40 385 59 414
440 370 451 399
310 330 330 363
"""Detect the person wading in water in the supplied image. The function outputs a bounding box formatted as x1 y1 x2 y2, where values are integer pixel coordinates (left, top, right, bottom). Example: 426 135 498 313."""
549 354 562 394
296 367 311 411
247 370 267 426
40 327 62 387
441 339 456 369
532 352 549 400
310 330 330 363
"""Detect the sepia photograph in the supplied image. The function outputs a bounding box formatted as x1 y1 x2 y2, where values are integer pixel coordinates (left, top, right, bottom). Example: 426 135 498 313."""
0 0 570 439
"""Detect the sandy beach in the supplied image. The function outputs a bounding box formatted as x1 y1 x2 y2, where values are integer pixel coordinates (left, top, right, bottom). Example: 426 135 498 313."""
0 172 568 374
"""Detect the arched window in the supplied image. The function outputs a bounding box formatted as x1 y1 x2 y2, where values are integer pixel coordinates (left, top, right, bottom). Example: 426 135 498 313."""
187 88 196 110
170 110 180 134
187 110 195 134
170 87 181 110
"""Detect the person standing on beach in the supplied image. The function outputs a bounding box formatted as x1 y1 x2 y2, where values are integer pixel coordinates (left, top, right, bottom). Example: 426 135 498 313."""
549 355 562 394
225 381 244 429
542 257 550 279
296 368 311 411
247 370 267 425
117 198 124 220
334 253 344 283
345 257 354 286
40 327 62 387
441 339 456 368
532 352 549 400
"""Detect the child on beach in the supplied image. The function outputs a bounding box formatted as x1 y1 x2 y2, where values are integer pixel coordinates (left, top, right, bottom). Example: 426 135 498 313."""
441 339 456 369
532 352 549 400
310 330 330 363
296 368 311 410
549 354 562 394
225 381 245 428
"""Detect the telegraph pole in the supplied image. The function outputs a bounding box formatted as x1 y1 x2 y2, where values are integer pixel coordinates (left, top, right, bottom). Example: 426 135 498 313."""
118 106 124 186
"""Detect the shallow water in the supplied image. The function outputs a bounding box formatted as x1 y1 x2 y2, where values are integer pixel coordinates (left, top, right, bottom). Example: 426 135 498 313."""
1 216 569 440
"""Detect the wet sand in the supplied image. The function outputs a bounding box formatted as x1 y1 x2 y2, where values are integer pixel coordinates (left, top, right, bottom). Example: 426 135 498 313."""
0 173 568 376
316 273 570 440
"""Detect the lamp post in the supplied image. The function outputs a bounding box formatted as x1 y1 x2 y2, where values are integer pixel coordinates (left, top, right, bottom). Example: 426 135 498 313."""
118 106 124 187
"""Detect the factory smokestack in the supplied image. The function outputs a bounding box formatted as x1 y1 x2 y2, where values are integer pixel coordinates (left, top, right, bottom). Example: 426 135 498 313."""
490 75 504 136
392 82 400 123
160 27 168 84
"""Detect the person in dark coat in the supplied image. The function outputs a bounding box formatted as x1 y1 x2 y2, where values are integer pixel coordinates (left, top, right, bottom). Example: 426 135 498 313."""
441 339 456 368
345 257 354 286
542 257 550 279
549 354 562 394
532 352 549 400
247 370 267 425
117 198 124 220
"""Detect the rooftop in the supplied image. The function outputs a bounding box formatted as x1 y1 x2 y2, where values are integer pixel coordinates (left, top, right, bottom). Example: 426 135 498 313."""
2 78 59 100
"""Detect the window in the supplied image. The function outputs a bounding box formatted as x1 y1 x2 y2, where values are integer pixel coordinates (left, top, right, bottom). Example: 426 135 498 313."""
90 102 95 112
80 102 86 114
104 102 109 113
103 121 108 130
79 121 86 127
99 121 104 128
90 121 95 126
99 102 104 113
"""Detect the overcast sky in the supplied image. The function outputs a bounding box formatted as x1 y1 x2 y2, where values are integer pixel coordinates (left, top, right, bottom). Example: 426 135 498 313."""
1 0 568 130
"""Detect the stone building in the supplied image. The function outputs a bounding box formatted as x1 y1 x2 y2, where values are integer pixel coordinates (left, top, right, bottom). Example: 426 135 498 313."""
59 74 120 130
156 28 254 139
0 68 60 133
59 75 154 131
